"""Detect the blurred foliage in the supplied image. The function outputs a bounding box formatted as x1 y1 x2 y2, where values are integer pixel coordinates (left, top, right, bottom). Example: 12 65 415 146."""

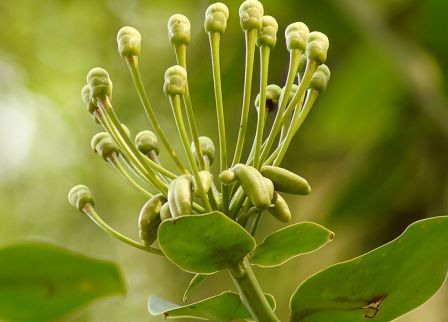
0 0 447 321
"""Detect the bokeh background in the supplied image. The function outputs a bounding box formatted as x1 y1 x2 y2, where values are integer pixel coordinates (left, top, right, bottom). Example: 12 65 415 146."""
0 0 447 321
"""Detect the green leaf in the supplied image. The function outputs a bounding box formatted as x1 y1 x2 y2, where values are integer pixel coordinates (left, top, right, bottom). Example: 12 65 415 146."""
251 222 334 267
158 211 256 274
183 274 209 302
0 241 125 322
289 216 448 322
148 291 276 320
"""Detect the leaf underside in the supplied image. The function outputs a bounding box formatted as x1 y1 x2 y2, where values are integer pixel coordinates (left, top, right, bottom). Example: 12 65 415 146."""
251 222 334 267
0 241 125 322
289 216 448 322
148 291 276 320
158 211 256 274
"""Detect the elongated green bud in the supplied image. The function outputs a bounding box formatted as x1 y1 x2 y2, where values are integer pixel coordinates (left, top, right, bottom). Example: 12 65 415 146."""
233 164 274 211
309 64 331 93
68 185 95 211
163 65 187 97
191 136 215 165
86 67 113 102
268 192 291 223
285 22 309 52
219 169 236 184
256 15 278 48
136 130 159 155
204 2 229 34
91 132 120 160
192 170 213 197
260 165 311 195
160 202 172 221
168 14 191 46
306 31 329 64
117 26 142 58
168 174 193 217
81 85 96 114
255 84 282 113
138 194 165 246
239 0 264 31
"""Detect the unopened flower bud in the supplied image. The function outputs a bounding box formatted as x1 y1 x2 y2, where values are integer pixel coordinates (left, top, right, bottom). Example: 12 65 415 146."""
306 31 329 64
192 170 213 197
297 54 307 77
256 16 278 48
117 26 142 58
163 65 187 97
285 22 309 51
239 0 264 31
138 194 165 246
135 130 159 155
168 14 191 46
204 2 229 34
81 85 96 114
68 185 95 211
309 64 331 93
91 132 120 160
255 84 282 113
219 169 236 184
86 67 113 102
191 136 215 165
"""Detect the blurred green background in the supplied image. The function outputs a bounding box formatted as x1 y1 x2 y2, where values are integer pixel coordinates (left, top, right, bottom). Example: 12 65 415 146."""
0 0 447 321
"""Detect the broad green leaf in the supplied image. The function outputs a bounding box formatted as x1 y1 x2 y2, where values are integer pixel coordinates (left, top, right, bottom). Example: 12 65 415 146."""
290 216 448 322
0 242 125 322
158 211 256 274
251 222 334 267
148 291 276 320
183 274 209 302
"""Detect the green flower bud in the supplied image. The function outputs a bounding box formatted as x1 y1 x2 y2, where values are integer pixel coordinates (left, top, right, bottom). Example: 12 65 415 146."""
256 15 278 48
168 174 193 217
160 202 172 221
233 164 274 211
91 132 120 160
163 65 187 97
260 165 311 195
193 170 213 197
204 2 229 34
138 194 165 246
191 136 215 165
285 22 309 51
86 67 113 102
81 85 96 114
239 0 264 31
306 31 329 64
68 185 95 211
219 169 236 184
309 64 331 93
268 192 291 223
297 54 307 77
255 84 282 113
117 26 142 58
168 14 191 46
135 130 159 155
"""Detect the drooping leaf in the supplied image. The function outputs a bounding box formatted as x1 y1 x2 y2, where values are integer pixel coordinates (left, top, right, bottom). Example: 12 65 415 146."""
148 291 276 320
0 242 125 322
251 222 334 267
158 211 256 274
289 216 448 322
183 274 209 302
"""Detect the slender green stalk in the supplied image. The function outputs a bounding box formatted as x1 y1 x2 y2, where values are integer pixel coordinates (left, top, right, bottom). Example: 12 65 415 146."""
208 32 229 214
168 95 212 211
174 44 207 171
107 153 153 198
232 29 258 166
249 212 262 236
125 56 188 174
273 90 319 166
252 46 270 168
83 204 164 256
258 49 301 164
229 258 280 322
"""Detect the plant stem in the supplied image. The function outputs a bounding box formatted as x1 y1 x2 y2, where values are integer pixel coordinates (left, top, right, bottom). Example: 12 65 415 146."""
229 258 280 322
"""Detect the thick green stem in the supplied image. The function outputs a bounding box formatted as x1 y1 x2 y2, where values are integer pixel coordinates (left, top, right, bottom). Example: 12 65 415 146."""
229 258 280 322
